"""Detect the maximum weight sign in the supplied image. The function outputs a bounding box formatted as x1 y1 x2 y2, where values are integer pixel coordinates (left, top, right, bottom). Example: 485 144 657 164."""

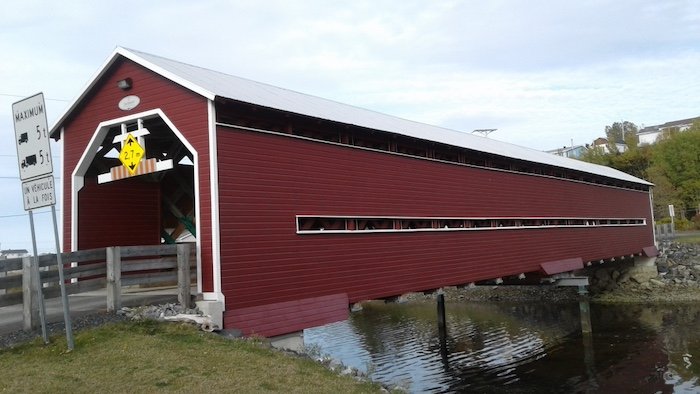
13 92 53 181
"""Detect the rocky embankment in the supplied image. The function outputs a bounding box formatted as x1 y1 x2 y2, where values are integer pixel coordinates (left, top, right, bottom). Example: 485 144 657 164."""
590 242 700 303
418 242 700 304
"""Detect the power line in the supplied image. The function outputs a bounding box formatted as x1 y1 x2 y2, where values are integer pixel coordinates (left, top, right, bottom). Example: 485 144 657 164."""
0 176 61 180
0 93 70 102
0 210 59 219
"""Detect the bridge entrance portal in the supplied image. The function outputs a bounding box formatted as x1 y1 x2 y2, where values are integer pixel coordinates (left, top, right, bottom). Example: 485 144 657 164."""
71 111 197 255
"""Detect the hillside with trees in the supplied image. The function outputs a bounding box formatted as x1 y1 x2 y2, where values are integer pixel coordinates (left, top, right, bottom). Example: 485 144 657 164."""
579 121 700 229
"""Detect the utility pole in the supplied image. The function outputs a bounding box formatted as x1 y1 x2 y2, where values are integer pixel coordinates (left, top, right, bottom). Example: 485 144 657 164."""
621 120 625 143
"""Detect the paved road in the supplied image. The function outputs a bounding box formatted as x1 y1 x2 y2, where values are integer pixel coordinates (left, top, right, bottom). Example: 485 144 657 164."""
0 287 179 335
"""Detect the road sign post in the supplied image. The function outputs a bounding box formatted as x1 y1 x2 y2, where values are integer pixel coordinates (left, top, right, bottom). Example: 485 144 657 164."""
669 204 676 236
12 93 73 350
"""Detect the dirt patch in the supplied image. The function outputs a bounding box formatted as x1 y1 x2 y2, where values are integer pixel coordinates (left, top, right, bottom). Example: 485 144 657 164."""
591 280 700 303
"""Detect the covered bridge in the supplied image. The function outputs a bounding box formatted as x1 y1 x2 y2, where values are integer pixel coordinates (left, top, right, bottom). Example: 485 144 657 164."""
50 47 655 337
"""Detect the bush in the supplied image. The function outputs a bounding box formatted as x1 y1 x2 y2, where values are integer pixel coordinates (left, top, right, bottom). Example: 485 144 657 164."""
676 218 695 231
692 214 700 229
656 216 697 230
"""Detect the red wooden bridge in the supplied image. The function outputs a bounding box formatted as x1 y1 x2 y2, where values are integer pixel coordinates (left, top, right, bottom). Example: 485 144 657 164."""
48 47 656 338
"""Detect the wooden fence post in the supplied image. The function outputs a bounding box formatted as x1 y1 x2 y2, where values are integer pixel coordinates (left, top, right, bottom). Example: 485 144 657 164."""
22 256 38 330
0 262 5 296
106 246 122 312
177 243 191 308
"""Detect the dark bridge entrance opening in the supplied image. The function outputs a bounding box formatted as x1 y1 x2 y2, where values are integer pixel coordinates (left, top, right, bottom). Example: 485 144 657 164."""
75 114 196 251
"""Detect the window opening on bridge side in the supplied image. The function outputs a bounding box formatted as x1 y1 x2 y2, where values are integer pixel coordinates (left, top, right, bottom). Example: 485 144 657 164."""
296 216 646 234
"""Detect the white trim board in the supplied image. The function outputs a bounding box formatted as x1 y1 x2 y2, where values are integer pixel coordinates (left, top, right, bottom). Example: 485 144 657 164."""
205 98 223 301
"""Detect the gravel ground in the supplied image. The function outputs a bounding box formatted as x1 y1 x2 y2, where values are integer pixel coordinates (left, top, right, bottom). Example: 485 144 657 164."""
444 285 582 303
401 285 583 303
0 311 129 350
591 281 700 303
0 303 205 350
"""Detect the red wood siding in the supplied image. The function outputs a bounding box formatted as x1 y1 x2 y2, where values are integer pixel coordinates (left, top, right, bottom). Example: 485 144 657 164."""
77 178 160 249
217 128 654 331
226 293 349 337
540 258 584 276
59 58 215 291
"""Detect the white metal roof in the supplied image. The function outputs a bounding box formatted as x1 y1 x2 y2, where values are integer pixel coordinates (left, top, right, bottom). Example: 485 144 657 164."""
52 47 652 186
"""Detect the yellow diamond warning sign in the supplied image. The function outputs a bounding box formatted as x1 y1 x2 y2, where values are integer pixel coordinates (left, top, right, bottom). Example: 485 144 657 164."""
119 133 145 175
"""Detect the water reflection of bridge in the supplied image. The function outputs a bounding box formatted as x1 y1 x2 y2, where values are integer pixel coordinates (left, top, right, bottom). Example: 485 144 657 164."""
307 301 691 393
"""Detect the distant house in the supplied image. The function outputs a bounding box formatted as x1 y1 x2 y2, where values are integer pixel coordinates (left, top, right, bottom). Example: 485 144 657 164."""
637 116 700 145
637 127 661 145
545 145 587 159
545 139 626 159
592 138 627 154
0 249 29 260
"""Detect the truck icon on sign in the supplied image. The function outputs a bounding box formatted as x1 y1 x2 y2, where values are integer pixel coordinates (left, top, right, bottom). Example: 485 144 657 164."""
21 155 37 168
18 133 28 145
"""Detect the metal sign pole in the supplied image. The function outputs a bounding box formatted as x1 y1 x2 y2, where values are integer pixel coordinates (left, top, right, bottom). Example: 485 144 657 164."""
28 210 48 343
12 93 55 345
52 205 74 350
669 204 676 237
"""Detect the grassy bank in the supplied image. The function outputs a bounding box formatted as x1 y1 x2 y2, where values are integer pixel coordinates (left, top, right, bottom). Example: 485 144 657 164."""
0 320 381 393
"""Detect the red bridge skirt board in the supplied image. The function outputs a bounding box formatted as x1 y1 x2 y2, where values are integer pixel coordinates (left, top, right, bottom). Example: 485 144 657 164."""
225 293 349 337
540 258 585 276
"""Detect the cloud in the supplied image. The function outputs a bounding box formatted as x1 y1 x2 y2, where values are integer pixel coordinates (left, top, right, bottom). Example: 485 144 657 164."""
2 0 700 251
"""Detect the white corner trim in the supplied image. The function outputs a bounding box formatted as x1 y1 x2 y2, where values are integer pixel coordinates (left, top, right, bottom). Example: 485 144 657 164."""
70 175 83 251
59 127 66 252
208 99 223 298
201 292 226 302
649 191 657 246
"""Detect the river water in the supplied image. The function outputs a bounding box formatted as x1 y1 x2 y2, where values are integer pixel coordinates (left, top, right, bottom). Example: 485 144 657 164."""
304 299 700 393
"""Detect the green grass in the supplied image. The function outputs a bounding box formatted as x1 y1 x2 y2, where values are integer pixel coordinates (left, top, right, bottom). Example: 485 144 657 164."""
0 320 382 393
674 235 700 244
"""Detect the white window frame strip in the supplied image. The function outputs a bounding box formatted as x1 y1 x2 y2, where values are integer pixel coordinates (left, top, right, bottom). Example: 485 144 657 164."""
295 215 647 235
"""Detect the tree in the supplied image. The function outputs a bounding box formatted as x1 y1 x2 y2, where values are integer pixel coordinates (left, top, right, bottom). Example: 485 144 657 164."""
608 144 652 180
579 144 610 166
646 165 679 219
604 121 639 152
579 120 700 222
580 121 647 178
649 122 700 218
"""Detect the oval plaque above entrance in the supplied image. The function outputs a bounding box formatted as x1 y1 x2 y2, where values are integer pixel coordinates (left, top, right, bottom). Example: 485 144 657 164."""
118 95 141 111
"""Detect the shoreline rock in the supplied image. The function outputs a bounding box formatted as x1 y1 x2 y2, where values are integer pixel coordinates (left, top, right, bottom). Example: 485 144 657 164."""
587 242 700 303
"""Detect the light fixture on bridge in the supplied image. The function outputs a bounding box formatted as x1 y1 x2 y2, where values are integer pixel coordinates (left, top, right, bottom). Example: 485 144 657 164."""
117 78 133 91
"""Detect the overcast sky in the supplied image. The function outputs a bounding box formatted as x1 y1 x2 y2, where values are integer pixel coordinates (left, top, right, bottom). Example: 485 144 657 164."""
1 0 699 253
